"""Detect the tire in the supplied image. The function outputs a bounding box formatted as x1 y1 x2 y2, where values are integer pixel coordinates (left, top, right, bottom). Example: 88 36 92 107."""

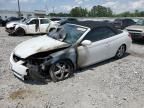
49 28 55 32
49 60 74 82
15 28 25 36
115 45 126 59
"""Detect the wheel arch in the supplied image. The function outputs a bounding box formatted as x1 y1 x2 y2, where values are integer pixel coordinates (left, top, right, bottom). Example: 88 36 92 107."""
16 26 25 31
48 27 56 32
114 43 127 59
121 43 127 51
16 27 25 32
51 58 76 70
62 58 75 69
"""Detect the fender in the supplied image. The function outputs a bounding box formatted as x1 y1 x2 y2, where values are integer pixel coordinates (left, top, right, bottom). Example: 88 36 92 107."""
15 24 27 33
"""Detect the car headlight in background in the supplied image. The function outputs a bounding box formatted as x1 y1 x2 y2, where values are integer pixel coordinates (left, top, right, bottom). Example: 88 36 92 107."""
141 32 144 37
13 24 17 27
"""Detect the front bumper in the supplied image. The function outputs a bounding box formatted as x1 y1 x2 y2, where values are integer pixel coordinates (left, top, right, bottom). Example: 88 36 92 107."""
10 53 51 81
10 53 28 80
5 27 15 34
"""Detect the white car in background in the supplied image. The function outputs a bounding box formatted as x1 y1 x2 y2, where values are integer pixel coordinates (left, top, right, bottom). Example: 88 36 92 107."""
126 19 144 41
10 21 132 82
6 18 58 36
50 17 62 23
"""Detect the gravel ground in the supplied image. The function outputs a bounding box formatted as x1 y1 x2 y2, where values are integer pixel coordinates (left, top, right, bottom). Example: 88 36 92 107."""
0 27 144 108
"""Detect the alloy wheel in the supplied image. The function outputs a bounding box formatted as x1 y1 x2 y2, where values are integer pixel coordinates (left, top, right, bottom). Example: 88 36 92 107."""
49 60 73 82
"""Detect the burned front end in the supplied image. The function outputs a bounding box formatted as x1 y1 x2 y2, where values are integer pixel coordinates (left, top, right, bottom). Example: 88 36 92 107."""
10 52 53 82
25 52 53 81
10 46 76 82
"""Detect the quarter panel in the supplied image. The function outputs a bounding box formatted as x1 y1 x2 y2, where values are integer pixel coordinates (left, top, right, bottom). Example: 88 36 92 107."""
106 31 132 58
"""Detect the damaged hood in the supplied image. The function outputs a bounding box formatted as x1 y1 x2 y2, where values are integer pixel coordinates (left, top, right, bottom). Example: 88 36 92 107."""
14 35 69 58
6 21 26 29
6 21 20 28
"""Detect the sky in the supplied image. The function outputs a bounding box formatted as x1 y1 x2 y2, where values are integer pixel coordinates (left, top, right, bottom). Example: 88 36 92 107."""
0 0 144 14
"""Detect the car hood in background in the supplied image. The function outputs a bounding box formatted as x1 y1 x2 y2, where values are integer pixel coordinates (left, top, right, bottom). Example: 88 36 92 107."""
6 21 20 28
14 35 69 58
126 25 144 32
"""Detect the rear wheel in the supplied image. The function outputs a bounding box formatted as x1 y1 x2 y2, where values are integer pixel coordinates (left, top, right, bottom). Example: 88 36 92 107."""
49 60 74 82
115 45 126 59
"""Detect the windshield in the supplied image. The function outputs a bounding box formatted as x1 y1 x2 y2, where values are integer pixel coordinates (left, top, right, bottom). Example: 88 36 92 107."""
20 18 26 22
136 19 144 26
24 18 31 24
48 24 87 44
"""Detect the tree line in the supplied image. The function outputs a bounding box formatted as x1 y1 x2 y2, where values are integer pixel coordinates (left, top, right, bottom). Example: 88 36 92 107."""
48 5 144 17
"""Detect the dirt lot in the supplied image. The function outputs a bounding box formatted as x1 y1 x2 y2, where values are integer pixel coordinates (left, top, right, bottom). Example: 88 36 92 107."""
0 27 144 108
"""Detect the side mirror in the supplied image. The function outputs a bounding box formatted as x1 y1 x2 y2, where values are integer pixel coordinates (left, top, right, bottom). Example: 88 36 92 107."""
81 40 92 46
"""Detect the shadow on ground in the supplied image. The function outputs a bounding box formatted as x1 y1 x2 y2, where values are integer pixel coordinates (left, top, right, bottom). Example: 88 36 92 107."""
77 53 130 73
8 33 46 37
19 53 130 85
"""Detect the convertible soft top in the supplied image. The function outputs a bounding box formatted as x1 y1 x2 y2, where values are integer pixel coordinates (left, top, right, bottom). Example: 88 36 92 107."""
62 20 121 33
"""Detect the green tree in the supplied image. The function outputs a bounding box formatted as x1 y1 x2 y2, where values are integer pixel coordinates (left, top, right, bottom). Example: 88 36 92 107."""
89 5 113 17
134 10 140 17
70 7 88 17
139 11 144 17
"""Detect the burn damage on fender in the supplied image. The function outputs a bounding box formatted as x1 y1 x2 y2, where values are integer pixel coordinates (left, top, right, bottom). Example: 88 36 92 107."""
25 46 77 82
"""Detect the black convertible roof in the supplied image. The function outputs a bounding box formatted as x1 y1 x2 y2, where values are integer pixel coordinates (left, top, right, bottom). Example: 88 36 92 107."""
61 20 121 33
62 20 111 28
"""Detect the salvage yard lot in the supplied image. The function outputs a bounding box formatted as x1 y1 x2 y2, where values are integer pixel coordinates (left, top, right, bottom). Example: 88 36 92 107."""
0 27 144 108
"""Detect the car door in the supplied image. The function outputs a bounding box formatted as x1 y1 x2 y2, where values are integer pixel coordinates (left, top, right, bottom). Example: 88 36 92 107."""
100 28 121 58
77 27 112 67
39 19 50 33
27 19 40 34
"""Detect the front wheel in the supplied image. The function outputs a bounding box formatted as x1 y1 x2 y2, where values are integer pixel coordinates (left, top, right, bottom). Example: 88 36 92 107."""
49 60 74 82
15 28 25 36
115 45 126 59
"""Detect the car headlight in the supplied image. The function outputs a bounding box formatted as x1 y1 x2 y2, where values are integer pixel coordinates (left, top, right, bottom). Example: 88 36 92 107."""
141 32 144 36
13 24 17 27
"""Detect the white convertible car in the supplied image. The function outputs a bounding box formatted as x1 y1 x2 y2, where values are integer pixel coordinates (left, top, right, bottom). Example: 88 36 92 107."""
6 18 58 36
10 21 132 82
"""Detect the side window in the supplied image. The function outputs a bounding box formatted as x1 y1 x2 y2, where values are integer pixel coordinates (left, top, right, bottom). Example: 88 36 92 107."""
123 20 128 25
29 19 39 25
129 20 135 24
83 27 116 42
40 19 49 24
124 19 134 25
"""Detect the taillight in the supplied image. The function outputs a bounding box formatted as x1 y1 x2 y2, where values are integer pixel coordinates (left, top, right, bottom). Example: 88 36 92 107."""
141 33 144 37
128 33 132 39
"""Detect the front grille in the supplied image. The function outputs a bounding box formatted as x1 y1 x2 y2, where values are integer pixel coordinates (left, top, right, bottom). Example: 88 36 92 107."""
127 29 142 33
130 33 141 36
130 33 143 39
13 54 22 62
